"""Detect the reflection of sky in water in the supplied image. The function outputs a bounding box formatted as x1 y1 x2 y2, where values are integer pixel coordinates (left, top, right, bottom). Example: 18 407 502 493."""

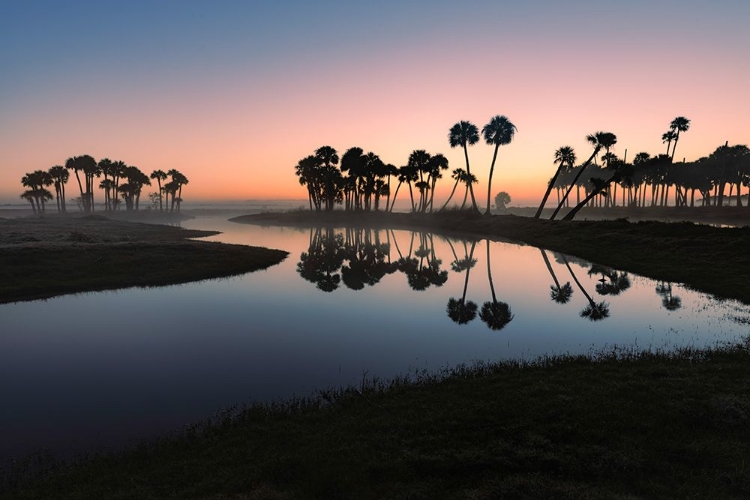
1 215 748 460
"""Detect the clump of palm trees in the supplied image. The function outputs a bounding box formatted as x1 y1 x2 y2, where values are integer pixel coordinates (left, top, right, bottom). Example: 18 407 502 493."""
535 116 750 217
296 115 518 215
20 155 189 214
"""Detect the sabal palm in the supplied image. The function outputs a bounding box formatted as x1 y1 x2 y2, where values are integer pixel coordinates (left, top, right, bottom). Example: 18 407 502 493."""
48 165 69 213
150 170 168 211
479 239 513 330
440 168 466 211
482 115 517 215
551 132 614 220
662 130 677 156
448 121 480 212
669 116 690 159
535 146 576 219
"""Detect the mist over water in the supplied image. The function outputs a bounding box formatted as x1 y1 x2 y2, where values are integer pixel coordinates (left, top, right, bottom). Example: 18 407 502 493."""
1 215 748 462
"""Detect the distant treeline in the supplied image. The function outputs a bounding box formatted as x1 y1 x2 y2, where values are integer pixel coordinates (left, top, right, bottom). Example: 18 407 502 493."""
20 155 189 214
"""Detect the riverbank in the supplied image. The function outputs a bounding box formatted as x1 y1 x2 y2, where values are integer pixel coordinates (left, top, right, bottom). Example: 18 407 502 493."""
6 340 750 499
232 210 750 304
0 216 288 304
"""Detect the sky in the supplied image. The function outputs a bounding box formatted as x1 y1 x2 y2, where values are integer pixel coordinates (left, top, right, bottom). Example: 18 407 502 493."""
2 0 749 206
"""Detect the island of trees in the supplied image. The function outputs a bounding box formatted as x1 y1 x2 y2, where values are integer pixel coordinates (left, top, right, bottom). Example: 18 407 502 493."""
19 155 189 215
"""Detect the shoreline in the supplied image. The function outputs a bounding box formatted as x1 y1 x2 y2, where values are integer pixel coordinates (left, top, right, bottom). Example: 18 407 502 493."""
0 216 288 304
232 209 750 305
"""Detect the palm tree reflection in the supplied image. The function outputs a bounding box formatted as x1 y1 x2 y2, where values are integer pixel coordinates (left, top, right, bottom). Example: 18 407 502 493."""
656 281 682 311
446 240 478 325
479 240 514 330
562 256 610 321
540 248 573 304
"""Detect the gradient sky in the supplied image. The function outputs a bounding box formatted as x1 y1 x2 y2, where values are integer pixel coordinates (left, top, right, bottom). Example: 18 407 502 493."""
2 0 749 206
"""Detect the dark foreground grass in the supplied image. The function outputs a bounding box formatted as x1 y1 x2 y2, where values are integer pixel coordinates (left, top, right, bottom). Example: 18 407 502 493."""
233 210 750 304
0 216 288 303
6 341 750 499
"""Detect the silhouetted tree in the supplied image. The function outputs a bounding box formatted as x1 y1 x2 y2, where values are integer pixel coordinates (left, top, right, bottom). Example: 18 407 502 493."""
150 170 168 211
48 165 69 213
494 191 511 210
669 116 690 160
448 120 481 213
562 256 610 321
540 248 573 304
536 146 576 218
482 115 517 215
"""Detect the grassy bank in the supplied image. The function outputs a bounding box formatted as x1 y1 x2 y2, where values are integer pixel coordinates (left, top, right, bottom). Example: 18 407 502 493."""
0 215 288 304
6 341 750 499
233 210 750 304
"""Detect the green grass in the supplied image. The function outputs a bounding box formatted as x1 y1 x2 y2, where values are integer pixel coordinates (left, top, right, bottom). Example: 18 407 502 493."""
5 342 750 499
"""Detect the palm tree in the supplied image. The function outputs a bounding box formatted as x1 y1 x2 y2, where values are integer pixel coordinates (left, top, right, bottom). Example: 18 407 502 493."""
448 121 480 213
166 169 188 212
150 170 168 211
48 165 69 213
551 132 615 219
65 155 98 213
669 116 690 160
479 239 513 330
662 130 677 156
535 146 576 219
459 172 478 209
439 168 466 211
562 162 633 221
427 153 448 212
482 115 517 215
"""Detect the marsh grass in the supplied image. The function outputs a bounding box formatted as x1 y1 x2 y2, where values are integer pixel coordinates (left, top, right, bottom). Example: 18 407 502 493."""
5 341 750 499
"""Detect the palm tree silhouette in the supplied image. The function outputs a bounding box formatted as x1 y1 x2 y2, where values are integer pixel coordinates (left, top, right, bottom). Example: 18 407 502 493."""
439 168 466 211
535 146 576 219
669 116 690 160
48 165 69 213
448 121 481 213
540 248 573 304
479 240 513 330
150 170 168 212
662 130 677 156
482 115 517 216
551 132 618 219
65 155 98 213
562 256 610 321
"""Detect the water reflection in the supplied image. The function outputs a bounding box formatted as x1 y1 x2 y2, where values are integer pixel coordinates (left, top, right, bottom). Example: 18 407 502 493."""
296 227 653 327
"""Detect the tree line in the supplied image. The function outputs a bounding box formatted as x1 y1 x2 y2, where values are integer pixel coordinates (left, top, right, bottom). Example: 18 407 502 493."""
294 116 517 215
20 155 189 214
536 117 750 218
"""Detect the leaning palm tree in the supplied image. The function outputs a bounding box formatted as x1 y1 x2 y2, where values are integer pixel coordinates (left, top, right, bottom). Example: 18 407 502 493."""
669 116 690 160
551 132 615 219
482 115 517 215
535 146 576 218
448 121 480 213
439 168 466 211
662 130 677 156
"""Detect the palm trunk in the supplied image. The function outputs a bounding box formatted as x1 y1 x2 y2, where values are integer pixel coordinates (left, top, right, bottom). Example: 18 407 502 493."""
551 146 600 220
534 165 565 219
485 145 500 215
563 174 618 221
389 181 403 212
464 145 479 213
440 178 461 212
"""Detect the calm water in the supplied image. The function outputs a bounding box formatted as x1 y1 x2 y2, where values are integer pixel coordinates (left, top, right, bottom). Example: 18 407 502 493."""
1 214 749 461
